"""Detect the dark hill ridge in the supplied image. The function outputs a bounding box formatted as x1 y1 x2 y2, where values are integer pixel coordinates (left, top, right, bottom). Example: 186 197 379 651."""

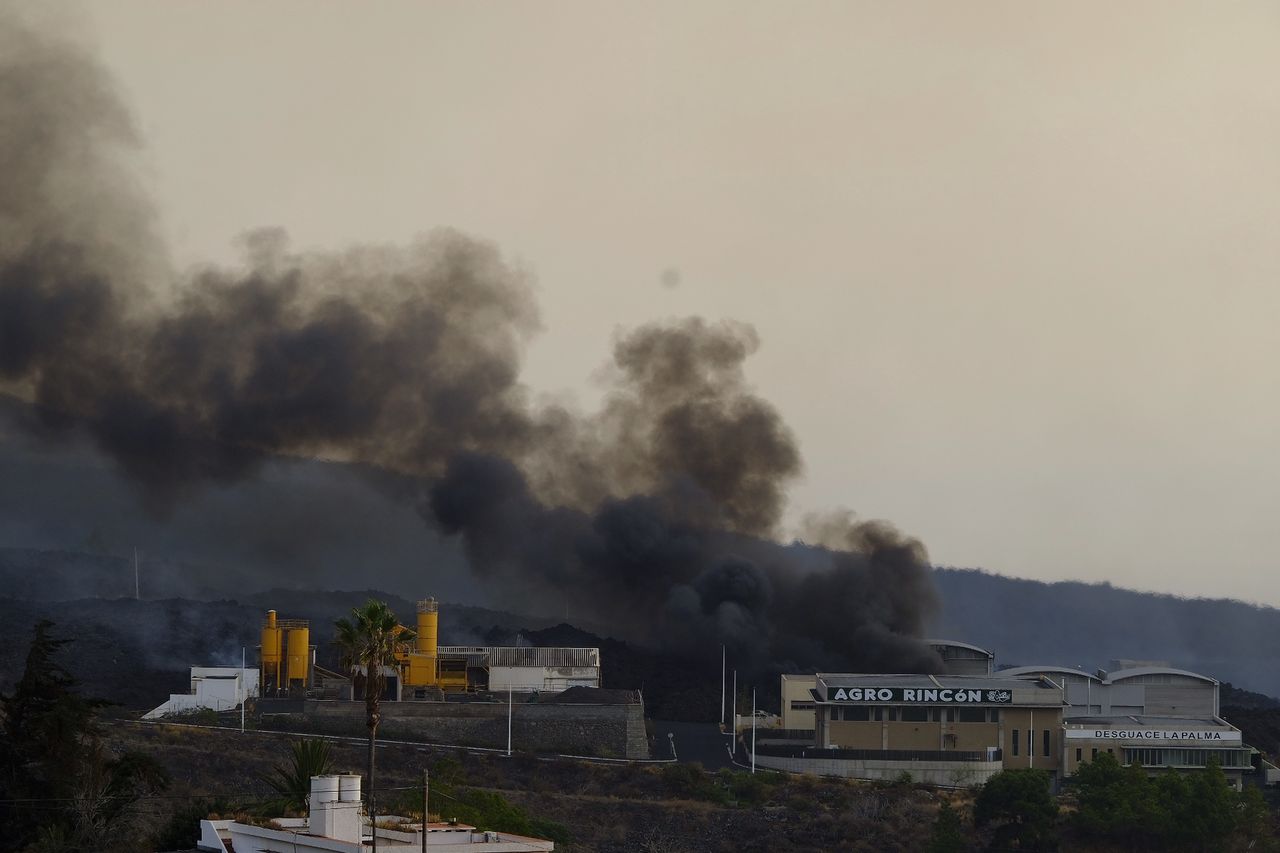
5 551 1280 702
931 567 1280 695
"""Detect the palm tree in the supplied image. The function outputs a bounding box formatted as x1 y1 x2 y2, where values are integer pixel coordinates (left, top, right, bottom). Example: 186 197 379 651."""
262 739 334 813
334 599 413 851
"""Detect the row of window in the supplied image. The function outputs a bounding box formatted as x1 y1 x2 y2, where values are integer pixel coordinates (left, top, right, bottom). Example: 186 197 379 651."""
1010 729 1052 758
828 706 1002 723
1120 748 1249 768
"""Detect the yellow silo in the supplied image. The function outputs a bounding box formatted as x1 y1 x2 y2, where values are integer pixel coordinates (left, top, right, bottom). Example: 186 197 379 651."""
406 598 439 686
416 598 438 657
286 625 310 685
261 610 283 692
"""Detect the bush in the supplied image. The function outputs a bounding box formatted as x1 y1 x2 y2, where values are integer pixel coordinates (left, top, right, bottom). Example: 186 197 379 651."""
974 768 1058 850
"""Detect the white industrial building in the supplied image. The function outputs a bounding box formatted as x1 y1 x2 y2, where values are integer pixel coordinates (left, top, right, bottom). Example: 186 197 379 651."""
143 666 258 719
196 774 554 852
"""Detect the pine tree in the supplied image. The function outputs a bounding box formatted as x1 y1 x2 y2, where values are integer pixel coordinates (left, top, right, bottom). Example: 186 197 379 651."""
0 620 169 851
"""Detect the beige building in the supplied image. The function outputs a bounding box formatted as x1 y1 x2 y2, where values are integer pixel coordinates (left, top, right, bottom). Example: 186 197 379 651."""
763 648 1275 789
759 673 1063 786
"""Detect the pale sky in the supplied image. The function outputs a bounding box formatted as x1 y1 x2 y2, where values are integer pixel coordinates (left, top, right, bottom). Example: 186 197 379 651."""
62 2 1280 604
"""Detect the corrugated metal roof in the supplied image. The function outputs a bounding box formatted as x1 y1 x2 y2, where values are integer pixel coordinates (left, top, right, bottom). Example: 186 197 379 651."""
816 674 1057 692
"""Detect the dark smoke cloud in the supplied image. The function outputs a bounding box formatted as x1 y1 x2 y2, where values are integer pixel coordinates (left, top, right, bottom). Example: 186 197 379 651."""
0 9 941 674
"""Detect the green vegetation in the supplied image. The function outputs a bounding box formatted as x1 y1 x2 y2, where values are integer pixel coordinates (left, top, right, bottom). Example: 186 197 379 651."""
1072 751 1274 850
927 800 967 853
262 739 335 813
657 762 783 806
387 757 571 844
974 768 1058 850
0 620 170 852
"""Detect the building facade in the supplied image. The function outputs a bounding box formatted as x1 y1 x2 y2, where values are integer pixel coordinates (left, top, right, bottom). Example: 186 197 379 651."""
761 642 1271 788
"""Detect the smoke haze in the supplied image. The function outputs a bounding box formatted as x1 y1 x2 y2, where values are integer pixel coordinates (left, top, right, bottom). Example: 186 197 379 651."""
0 7 940 673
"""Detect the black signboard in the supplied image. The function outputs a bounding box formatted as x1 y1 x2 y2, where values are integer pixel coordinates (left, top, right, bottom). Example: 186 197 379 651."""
828 686 1014 704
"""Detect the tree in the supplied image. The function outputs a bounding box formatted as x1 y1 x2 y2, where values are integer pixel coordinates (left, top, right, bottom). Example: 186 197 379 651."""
334 600 413 852
974 768 1058 850
927 800 968 853
262 739 335 813
0 621 169 851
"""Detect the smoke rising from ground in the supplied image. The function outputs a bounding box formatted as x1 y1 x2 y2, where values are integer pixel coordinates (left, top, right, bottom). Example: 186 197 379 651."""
0 9 940 673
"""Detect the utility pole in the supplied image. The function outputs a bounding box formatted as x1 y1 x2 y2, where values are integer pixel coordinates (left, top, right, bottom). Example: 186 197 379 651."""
720 644 726 729
133 548 140 600
421 768 429 853
751 688 757 774
507 686 513 757
240 646 246 734
732 670 737 731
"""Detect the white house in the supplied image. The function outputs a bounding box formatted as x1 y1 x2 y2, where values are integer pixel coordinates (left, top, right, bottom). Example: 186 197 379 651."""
144 666 259 719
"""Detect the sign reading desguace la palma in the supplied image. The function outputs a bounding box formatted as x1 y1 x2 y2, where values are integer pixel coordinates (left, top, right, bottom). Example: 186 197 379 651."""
1064 729 1241 743
828 687 1014 704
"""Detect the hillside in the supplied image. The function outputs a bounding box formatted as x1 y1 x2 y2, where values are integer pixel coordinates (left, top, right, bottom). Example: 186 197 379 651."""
6 550 1280 716
931 567 1280 695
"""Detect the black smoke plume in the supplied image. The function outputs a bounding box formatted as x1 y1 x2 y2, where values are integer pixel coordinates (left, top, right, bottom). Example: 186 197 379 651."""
0 9 941 674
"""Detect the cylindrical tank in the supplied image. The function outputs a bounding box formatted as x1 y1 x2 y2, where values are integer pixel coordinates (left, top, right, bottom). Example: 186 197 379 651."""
311 775 340 805
286 626 310 684
261 611 282 667
416 598 438 658
338 774 361 802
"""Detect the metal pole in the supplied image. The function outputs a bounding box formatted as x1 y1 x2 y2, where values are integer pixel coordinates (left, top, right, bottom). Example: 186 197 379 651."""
732 670 737 730
422 768 428 853
751 688 757 774
134 548 139 600
720 645 726 729
1030 709 1034 769
240 646 246 734
507 686 513 757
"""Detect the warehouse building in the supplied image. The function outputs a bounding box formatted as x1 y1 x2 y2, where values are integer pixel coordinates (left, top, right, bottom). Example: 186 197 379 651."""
1001 664 1260 785
761 641 1271 788
766 671 1063 786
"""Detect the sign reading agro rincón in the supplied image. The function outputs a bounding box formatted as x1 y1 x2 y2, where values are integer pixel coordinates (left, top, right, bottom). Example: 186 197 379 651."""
828 687 1014 704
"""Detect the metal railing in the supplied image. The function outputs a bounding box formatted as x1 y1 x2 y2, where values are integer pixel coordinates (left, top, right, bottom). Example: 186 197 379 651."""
755 744 1003 763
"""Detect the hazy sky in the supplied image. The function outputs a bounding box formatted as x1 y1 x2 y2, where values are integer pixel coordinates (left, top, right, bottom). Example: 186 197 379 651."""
57 2 1280 604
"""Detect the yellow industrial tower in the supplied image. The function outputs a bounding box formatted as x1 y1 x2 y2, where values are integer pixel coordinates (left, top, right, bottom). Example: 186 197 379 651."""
259 610 312 696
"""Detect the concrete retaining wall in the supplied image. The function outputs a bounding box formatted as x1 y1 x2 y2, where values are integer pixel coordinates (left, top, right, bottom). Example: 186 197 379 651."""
754 753 1003 787
260 699 649 759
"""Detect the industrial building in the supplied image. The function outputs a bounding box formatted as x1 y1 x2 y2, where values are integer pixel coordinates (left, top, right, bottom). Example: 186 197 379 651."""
143 666 259 719
259 599 601 700
760 641 1276 789
196 773 555 852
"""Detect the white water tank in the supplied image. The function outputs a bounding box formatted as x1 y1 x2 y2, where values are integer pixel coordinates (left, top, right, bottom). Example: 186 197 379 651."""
338 774 361 802
311 775 340 805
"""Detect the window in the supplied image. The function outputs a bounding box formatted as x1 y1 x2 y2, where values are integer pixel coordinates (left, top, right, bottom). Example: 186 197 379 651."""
901 707 928 722
988 709 1000 722
844 706 870 722
957 708 986 723
946 708 955 722
887 708 898 721
1091 748 1098 760
1043 730 1051 757
790 701 815 710
1012 729 1020 756
1027 731 1032 757
873 707 883 722
1075 748 1082 762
